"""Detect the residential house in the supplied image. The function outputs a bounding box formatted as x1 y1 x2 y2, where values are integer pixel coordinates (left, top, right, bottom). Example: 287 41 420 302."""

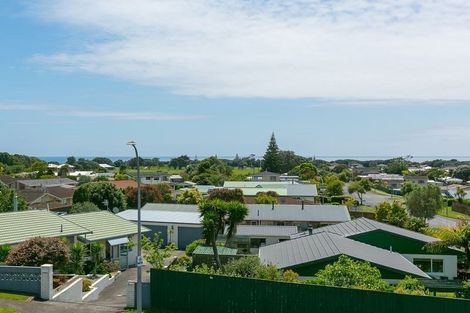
248 171 280 182
63 211 150 269
18 186 75 212
361 173 404 190
118 203 351 250
15 178 77 190
404 176 429 185
223 181 318 204
110 180 138 190
0 175 16 189
0 210 90 247
295 218 461 279
259 231 430 280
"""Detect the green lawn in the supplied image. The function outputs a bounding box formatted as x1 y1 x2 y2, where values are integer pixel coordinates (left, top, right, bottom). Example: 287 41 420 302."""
0 308 16 313
0 292 30 301
435 292 457 298
358 205 376 213
126 165 183 175
437 207 470 221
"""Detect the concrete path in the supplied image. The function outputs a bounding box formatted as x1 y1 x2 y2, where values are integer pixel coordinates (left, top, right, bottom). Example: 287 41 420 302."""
428 215 462 228
0 299 121 313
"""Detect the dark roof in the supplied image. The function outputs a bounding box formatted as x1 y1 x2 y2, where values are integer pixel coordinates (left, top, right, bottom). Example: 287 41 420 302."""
17 178 77 188
307 218 437 243
17 189 45 203
251 171 280 176
230 225 299 237
259 231 430 278
46 186 75 199
0 175 16 186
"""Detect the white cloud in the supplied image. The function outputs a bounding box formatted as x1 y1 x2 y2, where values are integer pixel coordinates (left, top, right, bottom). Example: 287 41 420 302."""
30 0 470 101
0 102 206 121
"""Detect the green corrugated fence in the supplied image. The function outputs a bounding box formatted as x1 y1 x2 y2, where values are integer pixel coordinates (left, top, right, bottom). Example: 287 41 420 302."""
150 269 470 313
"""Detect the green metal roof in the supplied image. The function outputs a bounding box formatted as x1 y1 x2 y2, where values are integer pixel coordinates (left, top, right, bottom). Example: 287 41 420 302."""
193 245 237 256
0 210 91 246
63 211 150 242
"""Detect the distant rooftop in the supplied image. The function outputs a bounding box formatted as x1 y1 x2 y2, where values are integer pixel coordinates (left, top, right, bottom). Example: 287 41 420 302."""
17 177 77 188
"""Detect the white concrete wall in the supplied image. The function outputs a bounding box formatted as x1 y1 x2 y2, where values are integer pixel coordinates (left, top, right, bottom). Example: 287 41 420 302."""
40 264 53 300
402 254 457 279
82 272 119 302
52 277 83 303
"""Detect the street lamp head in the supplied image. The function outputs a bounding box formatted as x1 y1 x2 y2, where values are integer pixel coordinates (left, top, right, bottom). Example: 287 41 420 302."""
127 140 137 146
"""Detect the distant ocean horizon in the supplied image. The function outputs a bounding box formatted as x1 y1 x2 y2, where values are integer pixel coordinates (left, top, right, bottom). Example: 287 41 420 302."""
38 156 470 164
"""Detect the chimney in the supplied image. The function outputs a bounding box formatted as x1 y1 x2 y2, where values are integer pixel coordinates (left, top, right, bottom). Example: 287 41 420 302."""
301 199 304 210
60 224 63 233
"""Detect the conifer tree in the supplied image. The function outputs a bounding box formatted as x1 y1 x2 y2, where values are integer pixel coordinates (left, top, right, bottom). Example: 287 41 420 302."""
261 133 281 173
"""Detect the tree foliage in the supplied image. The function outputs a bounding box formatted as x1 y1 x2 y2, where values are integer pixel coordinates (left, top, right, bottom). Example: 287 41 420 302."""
311 255 390 291
454 166 470 182
325 176 344 197
170 155 192 169
73 182 127 210
255 192 278 204
125 184 173 208
394 276 428 296
348 179 371 205
142 233 175 269
384 159 408 175
207 188 244 203
425 223 470 266
68 243 85 274
6 237 70 268
406 184 442 219
290 162 318 180
177 188 203 204
261 133 281 173
0 185 28 212
401 181 418 196
69 201 100 214
189 156 232 186
375 201 409 228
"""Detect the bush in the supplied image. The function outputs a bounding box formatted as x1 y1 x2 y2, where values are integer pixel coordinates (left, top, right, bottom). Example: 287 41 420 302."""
82 278 93 292
282 270 299 282
185 239 206 256
463 280 470 299
394 276 428 296
169 255 192 271
6 237 69 268
0 245 10 263
224 257 260 278
255 264 282 281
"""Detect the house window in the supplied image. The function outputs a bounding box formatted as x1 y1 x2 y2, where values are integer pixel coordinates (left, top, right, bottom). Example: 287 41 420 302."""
413 259 431 272
413 258 444 273
250 238 266 248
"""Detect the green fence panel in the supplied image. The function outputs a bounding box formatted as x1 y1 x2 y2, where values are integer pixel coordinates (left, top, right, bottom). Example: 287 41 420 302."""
150 269 470 313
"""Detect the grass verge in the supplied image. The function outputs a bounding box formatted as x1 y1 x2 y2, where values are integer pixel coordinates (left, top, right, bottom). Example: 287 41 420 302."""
0 292 30 301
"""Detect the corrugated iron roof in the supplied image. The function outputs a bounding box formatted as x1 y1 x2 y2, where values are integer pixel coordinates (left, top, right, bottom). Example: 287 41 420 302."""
193 245 237 256
118 209 201 225
0 210 91 245
230 225 299 237
63 211 149 242
259 231 430 278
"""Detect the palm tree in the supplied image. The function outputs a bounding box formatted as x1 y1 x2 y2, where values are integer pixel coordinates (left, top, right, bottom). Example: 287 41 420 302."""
426 223 470 267
90 242 104 276
69 243 84 274
225 201 248 246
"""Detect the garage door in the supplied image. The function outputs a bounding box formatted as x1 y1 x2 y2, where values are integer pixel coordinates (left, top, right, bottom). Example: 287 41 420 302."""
144 225 168 246
177 227 203 249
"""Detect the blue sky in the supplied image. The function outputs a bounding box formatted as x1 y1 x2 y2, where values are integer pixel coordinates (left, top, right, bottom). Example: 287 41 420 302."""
1 1 470 158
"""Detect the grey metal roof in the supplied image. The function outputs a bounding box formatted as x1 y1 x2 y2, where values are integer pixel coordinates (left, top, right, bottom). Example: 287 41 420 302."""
142 203 351 223
222 181 318 197
246 204 350 223
118 209 201 225
16 178 77 188
259 231 430 278
308 218 437 243
231 225 299 237
193 245 237 256
286 184 318 197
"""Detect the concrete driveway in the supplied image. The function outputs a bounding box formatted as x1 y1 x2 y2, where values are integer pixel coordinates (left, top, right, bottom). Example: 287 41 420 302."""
0 299 121 313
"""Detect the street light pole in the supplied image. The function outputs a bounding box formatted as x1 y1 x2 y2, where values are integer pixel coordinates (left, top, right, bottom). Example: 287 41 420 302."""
127 141 142 313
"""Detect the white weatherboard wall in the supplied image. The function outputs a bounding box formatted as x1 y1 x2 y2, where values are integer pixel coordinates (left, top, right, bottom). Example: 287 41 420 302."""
402 254 457 279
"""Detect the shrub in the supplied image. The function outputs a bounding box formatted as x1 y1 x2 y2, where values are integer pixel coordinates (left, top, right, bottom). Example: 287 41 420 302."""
394 276 428 296
224 257 260 278
0 245 10 263
82 278 93 292
6 237 69 268
255 264 282 281
282 270 300 282
463 280 470 299
185 239 206 256
169 255 192 272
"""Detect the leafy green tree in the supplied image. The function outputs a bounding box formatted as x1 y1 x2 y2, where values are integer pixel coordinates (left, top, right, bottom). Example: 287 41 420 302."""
68 243 85 274
375 201 409 228
57 165 70 177
90 242 104 276
261 133 281 173
394 276 428 295
185 239 206 256
406 184 442 220
0 245 10 263
69 201 100 214
125 184 172 208
426 224 470 266
463 280 470 299
6 237 70 268
169 155 192 169
325 176 344 197
384 159 408 175
177 188 203 204
290 163 317 180
142 233 175 269
255 192 278 204
199 200 248 268
311 255 389 291
456 186 467 203
31 161 48 173
426 168 445 180
92 157 113 165
66 156 77 165
190 156 232 186
401 181 418 196
207 188 244 203
0 185 28 212
375 202 392 222
73 182 127 210
454 166 470 182
277 150 309 173
348 179 371 205
405 217 428 232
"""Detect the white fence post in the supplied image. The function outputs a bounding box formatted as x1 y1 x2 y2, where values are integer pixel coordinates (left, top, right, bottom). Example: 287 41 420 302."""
40 264 53 300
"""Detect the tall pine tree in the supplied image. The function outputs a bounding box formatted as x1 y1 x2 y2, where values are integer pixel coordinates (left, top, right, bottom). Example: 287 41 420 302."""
261 133 281 173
